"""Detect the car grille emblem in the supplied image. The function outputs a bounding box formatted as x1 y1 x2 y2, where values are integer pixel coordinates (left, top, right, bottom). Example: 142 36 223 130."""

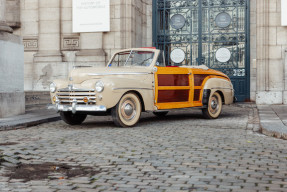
68 84 73 91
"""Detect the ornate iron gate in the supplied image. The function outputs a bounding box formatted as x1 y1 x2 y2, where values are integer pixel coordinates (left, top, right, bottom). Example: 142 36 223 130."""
152 0 250 101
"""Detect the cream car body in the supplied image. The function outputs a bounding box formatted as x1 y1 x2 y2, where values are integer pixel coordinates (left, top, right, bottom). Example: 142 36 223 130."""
49 48 234 127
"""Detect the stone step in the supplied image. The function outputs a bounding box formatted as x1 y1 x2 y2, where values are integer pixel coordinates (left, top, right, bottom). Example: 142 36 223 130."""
25 91 51 111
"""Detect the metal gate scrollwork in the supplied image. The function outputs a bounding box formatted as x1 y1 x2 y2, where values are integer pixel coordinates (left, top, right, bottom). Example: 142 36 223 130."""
153 0 250 101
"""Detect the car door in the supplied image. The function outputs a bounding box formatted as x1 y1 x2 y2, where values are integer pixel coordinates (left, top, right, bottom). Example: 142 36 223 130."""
154 66 193 110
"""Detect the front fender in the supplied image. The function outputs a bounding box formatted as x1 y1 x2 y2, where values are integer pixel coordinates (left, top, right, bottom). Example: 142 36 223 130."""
81 76 154 110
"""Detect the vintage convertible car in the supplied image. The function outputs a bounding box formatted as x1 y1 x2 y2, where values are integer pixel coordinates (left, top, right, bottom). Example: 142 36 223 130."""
49 48 234 127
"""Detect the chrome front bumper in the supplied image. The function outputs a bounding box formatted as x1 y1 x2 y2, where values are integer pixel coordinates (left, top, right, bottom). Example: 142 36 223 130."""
48 103 107 114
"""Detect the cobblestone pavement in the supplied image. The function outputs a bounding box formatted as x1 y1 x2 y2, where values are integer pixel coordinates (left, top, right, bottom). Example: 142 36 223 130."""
0 104 287 192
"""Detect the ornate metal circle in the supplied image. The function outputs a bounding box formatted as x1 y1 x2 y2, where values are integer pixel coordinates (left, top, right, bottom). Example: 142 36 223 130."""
215 48 231 63
215 12 232 28
170 14 186 29
170 48 185 63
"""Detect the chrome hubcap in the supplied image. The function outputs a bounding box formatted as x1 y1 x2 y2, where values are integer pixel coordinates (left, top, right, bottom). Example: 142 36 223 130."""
121 99 136 120
211 100 217 110
124 104 133 116
209 96 219 114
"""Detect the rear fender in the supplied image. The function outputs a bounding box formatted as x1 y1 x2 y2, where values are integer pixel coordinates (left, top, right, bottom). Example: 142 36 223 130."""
203 78 234 105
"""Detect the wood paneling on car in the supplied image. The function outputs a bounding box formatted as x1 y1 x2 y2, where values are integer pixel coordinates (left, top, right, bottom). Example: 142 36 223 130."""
158 74 189 86
158 90 189 103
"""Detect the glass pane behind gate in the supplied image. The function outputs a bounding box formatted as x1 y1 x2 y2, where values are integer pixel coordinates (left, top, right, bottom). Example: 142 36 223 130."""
154 0 249 101
155 0 199 66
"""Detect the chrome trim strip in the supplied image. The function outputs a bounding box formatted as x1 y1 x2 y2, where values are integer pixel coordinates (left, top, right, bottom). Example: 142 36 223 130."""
57 96 97 100
59 100 97 104
211 87 233 90
58 88 95 92
112 87 153 90
88 72 152 76
57 92 96 96
48 104 107 113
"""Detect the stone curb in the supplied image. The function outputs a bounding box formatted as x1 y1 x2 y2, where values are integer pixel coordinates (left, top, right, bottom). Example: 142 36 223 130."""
0 113 61 131
261 128 287 140
258 105 287 140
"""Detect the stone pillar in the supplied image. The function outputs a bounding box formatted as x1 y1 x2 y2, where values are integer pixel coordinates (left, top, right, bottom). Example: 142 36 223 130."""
256 0 283 104
76 32 106 66
284 49 287 104
256 0 268 101
34 0 62 62
250 0 257 101
0 0 25 118
0 0 12 33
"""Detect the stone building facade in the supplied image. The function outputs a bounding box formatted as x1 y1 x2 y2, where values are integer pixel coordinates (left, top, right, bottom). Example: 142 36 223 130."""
5 0 287 105
253 0 287 104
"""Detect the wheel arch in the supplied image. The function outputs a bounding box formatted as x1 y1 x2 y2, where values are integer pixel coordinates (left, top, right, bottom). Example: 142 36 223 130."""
202 89 225 106
203 77 233 105
111 90 144 127
215 90 225 104
123 90 146 112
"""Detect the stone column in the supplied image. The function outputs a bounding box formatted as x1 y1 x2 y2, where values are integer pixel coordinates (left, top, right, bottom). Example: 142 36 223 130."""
255 0 283 104
34 0 62 62
76 32 106 66
250 0 257 101
0 0 12 33
284 49 287 104
0 0 25 117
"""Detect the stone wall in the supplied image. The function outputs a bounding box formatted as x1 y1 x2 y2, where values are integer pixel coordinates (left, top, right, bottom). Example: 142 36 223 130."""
255 0 287 104
104 0 153 60
15 0 152 92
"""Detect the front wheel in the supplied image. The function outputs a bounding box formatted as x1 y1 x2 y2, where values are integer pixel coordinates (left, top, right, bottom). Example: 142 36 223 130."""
202 92 222 119
60 112 87 125
111 93 142 127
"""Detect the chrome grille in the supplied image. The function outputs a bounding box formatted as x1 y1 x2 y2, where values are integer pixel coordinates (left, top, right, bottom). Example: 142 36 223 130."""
56 88 96 104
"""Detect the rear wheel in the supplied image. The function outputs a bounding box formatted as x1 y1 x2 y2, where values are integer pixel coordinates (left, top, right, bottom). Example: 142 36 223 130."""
111 93 142 127
153 111 168 117
202 92 222 119
60 112 87 125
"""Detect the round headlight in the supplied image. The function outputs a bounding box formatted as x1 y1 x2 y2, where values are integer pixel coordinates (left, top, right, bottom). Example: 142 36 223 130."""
50 82 57 93
95 81 104 93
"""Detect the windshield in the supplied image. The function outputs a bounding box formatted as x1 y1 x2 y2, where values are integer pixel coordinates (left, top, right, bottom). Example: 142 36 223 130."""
109 50 155 67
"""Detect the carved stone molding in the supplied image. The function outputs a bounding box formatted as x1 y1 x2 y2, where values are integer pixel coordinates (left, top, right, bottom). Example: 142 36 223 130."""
62 36 80 51
23 37 38 51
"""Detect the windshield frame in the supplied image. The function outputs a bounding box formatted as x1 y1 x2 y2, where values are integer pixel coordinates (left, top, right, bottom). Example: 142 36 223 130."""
107 48 160 69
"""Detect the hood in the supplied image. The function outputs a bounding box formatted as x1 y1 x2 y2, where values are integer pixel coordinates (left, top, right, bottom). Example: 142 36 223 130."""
69 67 152 83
